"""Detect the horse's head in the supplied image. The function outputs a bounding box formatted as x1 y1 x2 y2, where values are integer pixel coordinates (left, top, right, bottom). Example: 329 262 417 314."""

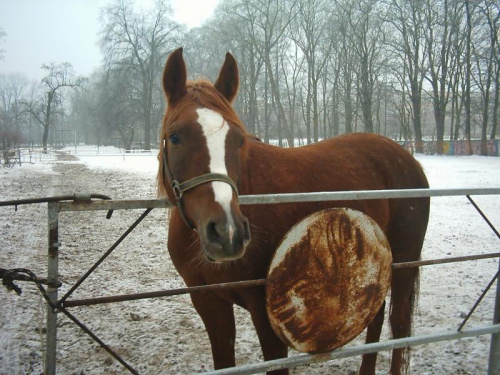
159 48 251 263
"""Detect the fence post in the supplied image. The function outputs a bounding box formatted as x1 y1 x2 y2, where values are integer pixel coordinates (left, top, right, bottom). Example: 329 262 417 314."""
46 202 59 375
488 261 500 375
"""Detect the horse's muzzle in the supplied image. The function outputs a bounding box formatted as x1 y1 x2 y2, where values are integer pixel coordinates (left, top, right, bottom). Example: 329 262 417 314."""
202 216 251 262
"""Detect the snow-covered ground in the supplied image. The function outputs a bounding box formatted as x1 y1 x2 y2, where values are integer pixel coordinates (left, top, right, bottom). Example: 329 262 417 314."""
1 146 499 374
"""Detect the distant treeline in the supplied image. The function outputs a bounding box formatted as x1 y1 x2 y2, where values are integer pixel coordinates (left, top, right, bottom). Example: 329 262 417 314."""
1 0 499 156
401 139 500 156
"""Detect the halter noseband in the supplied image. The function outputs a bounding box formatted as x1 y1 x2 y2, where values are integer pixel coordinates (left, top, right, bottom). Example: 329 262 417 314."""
162 143 239 231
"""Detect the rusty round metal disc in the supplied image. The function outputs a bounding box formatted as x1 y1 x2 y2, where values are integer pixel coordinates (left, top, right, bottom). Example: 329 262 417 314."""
266 208 392 354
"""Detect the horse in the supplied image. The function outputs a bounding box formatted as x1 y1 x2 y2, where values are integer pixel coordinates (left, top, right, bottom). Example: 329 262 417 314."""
158 47 430 375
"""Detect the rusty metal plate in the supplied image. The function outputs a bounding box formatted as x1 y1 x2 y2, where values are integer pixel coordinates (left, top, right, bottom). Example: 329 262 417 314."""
266 208 392 353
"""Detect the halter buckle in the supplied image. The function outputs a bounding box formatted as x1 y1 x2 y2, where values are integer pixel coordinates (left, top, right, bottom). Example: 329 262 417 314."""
171 180 183 200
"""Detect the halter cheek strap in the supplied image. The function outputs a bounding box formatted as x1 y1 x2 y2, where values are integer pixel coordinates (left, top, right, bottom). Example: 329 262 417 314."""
162 146 239 231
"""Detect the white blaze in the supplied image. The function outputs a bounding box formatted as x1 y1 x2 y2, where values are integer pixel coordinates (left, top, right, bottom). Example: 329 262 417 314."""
196 108 235 236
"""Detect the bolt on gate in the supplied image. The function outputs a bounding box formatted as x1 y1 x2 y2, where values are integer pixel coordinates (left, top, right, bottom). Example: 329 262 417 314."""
3 188 500 374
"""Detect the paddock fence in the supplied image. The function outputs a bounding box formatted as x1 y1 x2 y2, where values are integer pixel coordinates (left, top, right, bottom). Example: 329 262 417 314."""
1 188 500 374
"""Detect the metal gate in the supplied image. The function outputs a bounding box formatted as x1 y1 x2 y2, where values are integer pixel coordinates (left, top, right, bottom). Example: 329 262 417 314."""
3 188 500 374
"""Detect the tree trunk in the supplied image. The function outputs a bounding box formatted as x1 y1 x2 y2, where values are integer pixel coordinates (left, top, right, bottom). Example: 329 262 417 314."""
265 52 288 146
42 124 50 153
491 63 499 140
464 0 473 155
248 46 259 135
360 57 374 133
143 79 152 151
42 91 54 153
344 76 353 133
312 64 319 142
412 96 424 153
434 101 445 155
454 87 463 141
332 88 339 137
480 84 491 156
332 65 341 137
306 65 312 144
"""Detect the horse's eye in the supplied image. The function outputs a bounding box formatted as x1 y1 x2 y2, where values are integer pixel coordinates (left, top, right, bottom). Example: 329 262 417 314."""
169 133 180 145
239 137 245 148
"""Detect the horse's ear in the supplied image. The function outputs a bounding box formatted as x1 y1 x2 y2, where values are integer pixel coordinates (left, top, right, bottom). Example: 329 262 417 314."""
214 52 239 103
162 47 187 103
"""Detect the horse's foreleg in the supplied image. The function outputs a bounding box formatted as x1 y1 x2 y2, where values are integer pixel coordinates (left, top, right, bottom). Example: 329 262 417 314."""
249 298 289 375
190 292 236 370
359 300 386 375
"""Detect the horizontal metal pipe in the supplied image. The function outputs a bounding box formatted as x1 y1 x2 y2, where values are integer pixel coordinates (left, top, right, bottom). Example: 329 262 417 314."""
202 324 500 375
0 194 111 207
62 279 267 308
393 252 500 269
239 187 500 205
56 188 500 212
64 153 155 157
62 251 500 307
59 198 172 211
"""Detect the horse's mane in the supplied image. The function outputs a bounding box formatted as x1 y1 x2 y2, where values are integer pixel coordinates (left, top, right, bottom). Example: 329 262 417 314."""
157 79 250 198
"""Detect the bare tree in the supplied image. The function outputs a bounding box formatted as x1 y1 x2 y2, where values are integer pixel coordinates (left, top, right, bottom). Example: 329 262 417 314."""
237 0 298 146
23 63 85 152
448 8 466 142
96 0 494 153
0 73 29 146
464 0 474 154
391 62 415 145
325 37 342 138
281 42 305 146
491 28 500 140
385 0 428 152
473 0 499 155
291 0 334 143
424 0 459 154
335 0 387 134
189 7 265 137
100 0 181 150
335 0 358 134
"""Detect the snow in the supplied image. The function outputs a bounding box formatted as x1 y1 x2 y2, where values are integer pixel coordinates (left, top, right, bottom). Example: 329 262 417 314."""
1 145 499 374
63 146 160 175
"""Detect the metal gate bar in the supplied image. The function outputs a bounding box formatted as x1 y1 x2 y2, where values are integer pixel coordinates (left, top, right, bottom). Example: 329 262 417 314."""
490 265 500 374
57 305 139 374
46 202 59 375
56 188 500 212
458 270 499 331
57 208 153 307
202 324 500 375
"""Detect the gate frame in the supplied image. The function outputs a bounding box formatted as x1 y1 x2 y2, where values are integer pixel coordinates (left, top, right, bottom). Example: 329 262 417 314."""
41 187 500 374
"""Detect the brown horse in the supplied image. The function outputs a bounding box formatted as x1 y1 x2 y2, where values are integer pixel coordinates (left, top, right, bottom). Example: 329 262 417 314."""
158 48 430 375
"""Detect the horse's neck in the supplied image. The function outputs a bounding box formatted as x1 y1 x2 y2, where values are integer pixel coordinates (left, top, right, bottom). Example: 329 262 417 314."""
240 140 289 195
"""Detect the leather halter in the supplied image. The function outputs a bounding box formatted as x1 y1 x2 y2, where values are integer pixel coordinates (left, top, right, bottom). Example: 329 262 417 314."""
162 143 239 231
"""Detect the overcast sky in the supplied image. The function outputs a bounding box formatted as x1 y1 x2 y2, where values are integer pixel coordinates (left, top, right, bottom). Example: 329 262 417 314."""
0 0 219 81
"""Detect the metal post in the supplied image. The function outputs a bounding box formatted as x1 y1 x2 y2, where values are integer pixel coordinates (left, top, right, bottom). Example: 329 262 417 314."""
489 260 500 375
46 202 59 375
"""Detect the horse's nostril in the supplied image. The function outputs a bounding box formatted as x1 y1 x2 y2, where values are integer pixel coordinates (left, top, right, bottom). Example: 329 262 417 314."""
243 219 251 243
206 221 221 243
